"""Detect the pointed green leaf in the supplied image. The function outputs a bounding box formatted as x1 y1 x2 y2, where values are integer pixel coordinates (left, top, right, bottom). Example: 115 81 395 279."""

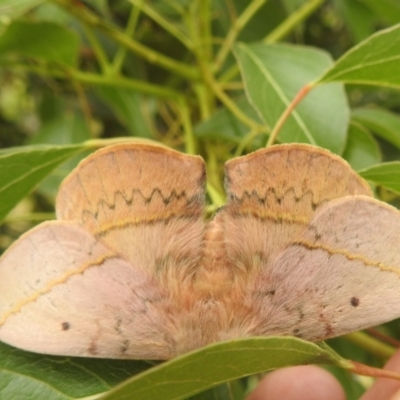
0 144 86 223
97 87 155 138
0 337 348 400
359 0 400 25
324 365 365 400
234 43 349 154
317 24 400 88
28 112 93 200
335 0 378 42
359 162 400 194
194 97 263 146
352 108 400 150
100 337 347 400
0 21 79 66
0 0 44 18
343 122 381 171
0 342 151 400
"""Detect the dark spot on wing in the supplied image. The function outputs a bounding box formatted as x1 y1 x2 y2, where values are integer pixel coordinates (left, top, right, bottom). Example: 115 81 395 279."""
121 339 130 354
114 318 122 334
325 323 333 336
254 288 276 298
61 322 70 331
350 297 360 307
293 328 302 338
88 342 98 355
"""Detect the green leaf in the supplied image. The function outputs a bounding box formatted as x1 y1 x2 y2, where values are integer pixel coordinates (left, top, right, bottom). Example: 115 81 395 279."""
359 162 400 194
33 3 73 25
0 0 44 19
189 381 246 400
324 365 365 400
343 122 381 171
0 144 86 223
97 87 155 138
30 113 92 146
234 42 349 154
100 337 347 400
352 107 400 150
317 24 400 88
360 0 400 25
0 342 151 400
28 112 93 200
334 0 378 42
194 97 263 146
0 21 79 66
212 0 286 43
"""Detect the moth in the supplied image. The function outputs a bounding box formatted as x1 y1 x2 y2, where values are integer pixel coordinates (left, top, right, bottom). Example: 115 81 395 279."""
1 142 400 360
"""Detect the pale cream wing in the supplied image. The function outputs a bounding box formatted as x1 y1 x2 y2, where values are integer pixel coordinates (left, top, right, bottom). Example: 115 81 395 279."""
56 143 206 287
257 195 400 341
0 221 176 359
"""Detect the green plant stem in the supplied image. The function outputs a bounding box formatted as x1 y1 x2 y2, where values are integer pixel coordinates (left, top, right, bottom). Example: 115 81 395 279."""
72 78 96 137
234 128 260 157
201 63 266 132
207 182 225 207
219 0 323 83
177 97 197 154
112 2 142 74
189 0 215 115
266 83 312 147
263 0 324 43
9 61 180 99
129 0 193 50
194 83 212 120
83 25 111 74
213 0 268 73
206 203 220 214
51 0 199 80
4 212 56 223
344 332 395 360
84 137 164 149
74 71 179 98
199 0 212 62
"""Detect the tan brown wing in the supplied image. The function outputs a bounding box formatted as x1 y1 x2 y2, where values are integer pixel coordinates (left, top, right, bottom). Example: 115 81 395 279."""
220 144 372 279
56 143 206 287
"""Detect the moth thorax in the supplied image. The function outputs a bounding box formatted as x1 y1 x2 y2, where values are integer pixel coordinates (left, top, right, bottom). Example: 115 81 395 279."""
190 218 235 297
201 219 225 264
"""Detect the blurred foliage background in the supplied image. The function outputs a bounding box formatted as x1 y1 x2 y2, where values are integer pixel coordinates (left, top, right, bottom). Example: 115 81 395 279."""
1 1 400 399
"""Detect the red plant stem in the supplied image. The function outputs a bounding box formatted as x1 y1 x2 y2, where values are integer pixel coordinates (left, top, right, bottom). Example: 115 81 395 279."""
366 328 400 348
350 361 400 381
266 83 313 147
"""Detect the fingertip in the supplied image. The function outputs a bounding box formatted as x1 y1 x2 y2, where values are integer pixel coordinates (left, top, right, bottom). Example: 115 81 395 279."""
246 365 345 400
361 349 400 400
